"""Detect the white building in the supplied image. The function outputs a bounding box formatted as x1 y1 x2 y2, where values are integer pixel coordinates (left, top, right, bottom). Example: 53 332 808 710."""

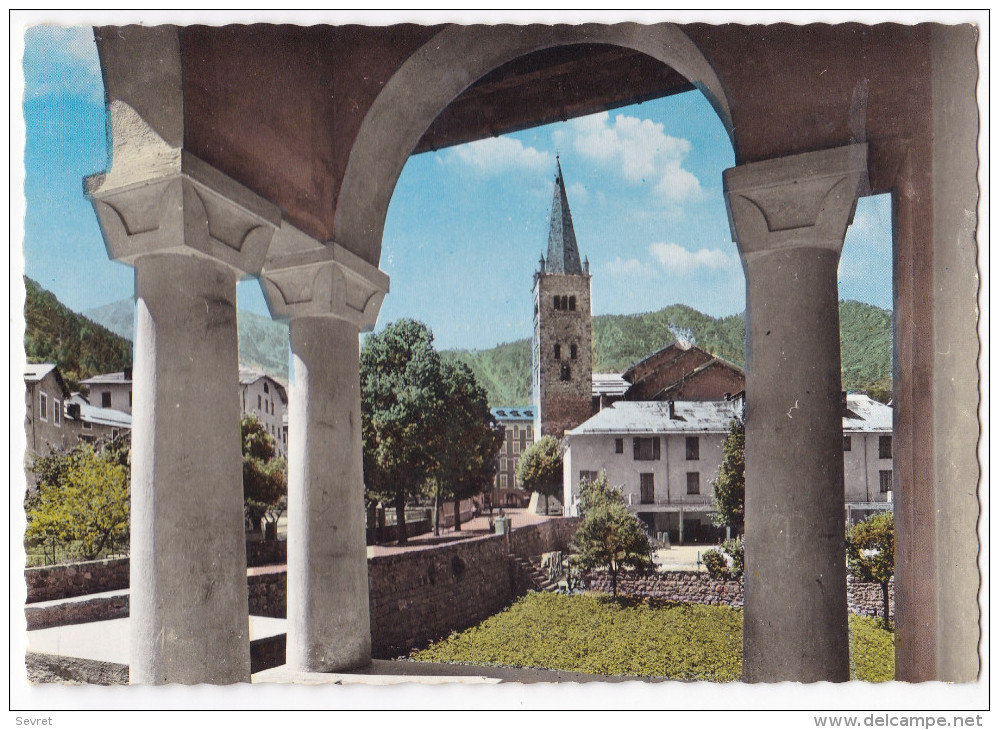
80 369 133 414
563 393 893 543
239 367 289 458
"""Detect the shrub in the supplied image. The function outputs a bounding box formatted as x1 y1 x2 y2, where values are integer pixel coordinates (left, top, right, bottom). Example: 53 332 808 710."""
702 549 728 579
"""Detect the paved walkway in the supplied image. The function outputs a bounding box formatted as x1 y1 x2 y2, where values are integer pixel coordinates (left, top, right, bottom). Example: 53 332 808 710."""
367 507 553 557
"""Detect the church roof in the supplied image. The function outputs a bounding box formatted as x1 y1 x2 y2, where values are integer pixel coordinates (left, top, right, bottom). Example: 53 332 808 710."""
545 158 584 274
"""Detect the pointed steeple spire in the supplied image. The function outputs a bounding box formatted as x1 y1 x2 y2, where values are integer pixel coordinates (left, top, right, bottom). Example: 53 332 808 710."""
545 157 584 274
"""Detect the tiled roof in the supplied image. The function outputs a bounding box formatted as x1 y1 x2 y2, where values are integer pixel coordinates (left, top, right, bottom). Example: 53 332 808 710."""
567 400 742 435
491 406 535 422
544 159 584 275
591 372 630 397
568 393 892 436
80 370 132 385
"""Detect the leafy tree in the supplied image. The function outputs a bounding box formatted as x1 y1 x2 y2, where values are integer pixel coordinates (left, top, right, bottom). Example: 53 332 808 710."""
516 435 564 515
26 442 130 562
241 414 287 537
569 474 652 596
361 319 445 545
711 417 745 533
434 360 504 532
847 511 895 630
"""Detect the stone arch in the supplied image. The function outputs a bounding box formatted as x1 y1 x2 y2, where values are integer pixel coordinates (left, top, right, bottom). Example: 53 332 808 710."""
335 23 734 267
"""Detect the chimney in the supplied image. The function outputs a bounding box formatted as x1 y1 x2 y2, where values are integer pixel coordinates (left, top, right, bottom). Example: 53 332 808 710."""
668 400 675 419
67 403 81 420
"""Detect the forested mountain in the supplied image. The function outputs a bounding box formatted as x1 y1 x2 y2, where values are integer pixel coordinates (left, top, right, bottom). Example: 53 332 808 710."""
442 301 891 406
74 290 891 406
24 277 132 391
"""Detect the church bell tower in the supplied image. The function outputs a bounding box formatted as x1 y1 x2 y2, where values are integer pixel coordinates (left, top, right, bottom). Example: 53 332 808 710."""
532 159 593 438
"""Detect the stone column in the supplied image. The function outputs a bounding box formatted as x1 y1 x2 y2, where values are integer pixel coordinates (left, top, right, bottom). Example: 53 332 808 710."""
261 228 388 672
87 153 279 684
724 144 867 683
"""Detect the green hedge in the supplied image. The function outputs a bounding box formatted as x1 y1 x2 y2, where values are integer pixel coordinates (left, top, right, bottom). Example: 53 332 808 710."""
412 592 894 681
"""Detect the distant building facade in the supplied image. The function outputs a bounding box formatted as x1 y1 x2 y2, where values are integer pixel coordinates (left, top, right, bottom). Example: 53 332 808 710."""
564 393 893 543
239 367 289 458
532 160 593 438
486 406 535 508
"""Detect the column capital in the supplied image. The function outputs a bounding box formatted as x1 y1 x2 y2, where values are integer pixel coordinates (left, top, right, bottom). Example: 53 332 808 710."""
261 222 389 331
724 144 868 256
85 149 281 274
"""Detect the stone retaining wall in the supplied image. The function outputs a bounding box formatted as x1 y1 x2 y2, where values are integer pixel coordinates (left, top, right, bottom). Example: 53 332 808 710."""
25 558 130 603
583 570 895 620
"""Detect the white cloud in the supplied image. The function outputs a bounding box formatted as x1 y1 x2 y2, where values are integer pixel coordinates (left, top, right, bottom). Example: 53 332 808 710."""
649 242 734 273
23 25 103 102
605 257 650 278
450 136 551 174
567 181 587 201
562 110 701 202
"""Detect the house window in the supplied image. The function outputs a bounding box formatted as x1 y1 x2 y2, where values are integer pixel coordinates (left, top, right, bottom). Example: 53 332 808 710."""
580 470 598 484
554 344 561 360
561 295 568 310
843 435 852 451
258 395 262 409
506 429 514 453
640 473 655 504
513 436 520 455
686 472 700 495
614 438 623 454
53 400 61 427
112 428 120 440
879 435 893 459
560 364 571 381
570 344 577 360
263 382 269 394
39 392 48 422
82 420 92 430
265 400 269 414
879 470 893 493
501 457 508 471
520 430 527 452
553 295 561 310
568 296 576 311
686 436 700 461
101 391 112 409
501 474 508 489
633 437 661 461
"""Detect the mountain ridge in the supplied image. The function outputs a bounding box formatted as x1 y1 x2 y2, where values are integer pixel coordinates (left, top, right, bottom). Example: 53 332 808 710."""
79 295 892 407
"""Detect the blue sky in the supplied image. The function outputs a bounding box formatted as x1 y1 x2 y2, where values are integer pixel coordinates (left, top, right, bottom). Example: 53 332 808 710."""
20 25 893 352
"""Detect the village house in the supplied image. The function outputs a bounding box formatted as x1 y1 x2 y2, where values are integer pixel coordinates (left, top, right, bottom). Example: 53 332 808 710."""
24 364 71 459
239 367 289 458
563 393 894 543
79 369 133 414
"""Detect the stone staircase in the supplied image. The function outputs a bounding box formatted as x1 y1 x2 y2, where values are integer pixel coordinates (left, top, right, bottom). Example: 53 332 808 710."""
509 554 559 595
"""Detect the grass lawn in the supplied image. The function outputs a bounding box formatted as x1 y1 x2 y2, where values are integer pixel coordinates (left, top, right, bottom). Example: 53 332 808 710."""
412 592 894 681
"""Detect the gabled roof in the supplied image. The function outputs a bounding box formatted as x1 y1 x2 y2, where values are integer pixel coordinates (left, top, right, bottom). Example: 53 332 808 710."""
544 158 584 275
25 363 70 397
239 367 289 403
649 357 745 400
621 339 695 382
